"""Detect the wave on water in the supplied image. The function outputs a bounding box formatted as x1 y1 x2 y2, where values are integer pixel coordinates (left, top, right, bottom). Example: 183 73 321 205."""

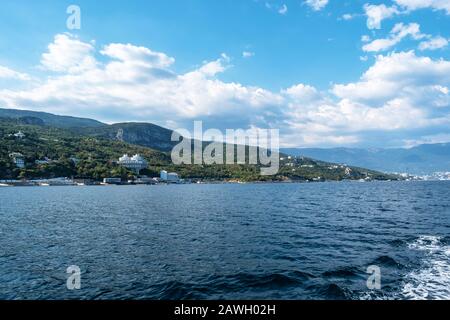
402 235 450 300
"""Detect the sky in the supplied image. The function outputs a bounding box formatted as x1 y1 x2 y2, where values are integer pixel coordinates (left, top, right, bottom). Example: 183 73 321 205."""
0 0 450 148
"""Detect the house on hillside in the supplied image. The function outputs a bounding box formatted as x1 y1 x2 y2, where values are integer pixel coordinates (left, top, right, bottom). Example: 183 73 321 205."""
35 157 52 165
9 153 25 168
14 131 26 139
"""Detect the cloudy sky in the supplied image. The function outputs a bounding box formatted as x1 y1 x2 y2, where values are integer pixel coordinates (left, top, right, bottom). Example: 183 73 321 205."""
0 0 449 148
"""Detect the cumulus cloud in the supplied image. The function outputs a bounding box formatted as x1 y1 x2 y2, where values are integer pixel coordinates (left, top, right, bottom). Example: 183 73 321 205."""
362 22 426 52
364 4 400 30
363 1 450 30
394 0 450 14
419 36 449 50
284 51 450 146
1 34 450 148
40 33 97 73
333 51 450 101
0 66 31 81
0 34 282 128
282 84 320 102
278 4 288 15
100 43 175 68
304 0 329 11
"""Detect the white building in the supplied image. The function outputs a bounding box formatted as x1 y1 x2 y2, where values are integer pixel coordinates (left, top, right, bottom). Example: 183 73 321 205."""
103 178 122 185
9 153 25 168
168 173 179 182
160 170 179 182
35 157 52 165
13 131 25 139
118 154 148 173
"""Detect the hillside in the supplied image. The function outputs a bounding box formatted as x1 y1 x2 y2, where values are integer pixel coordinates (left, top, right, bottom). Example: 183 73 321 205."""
0 117 397 182
72 122 177 152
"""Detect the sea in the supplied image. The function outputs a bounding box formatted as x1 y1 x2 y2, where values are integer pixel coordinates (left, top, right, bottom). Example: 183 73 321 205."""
0 181 449 300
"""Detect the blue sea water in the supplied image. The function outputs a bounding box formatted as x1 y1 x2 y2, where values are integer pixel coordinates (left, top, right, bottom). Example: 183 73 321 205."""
0 181 449 300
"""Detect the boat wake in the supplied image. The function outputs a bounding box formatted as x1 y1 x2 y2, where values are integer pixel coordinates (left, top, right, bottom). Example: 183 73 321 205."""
402 236 450 300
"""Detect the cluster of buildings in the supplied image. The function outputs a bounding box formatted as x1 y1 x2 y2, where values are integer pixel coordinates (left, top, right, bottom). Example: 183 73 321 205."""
4 141 183 184
8 154 77 168
102 154 181 185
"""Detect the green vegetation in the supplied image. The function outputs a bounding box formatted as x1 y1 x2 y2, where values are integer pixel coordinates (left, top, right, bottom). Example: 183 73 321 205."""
0 117 399 182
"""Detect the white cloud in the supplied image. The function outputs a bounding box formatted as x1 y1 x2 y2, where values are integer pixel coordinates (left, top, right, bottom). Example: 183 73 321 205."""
394 0 450 14
361 35 371 42
364 4 400 29
419 36 449 50
362 22 425 52
404 133 450 147
197 54 230 76
1 34 450 148
0 66 30 81
334 51 450 101
278 4 288 15
242 51 255 58
342 13 355 20
0 34 282 126
363 38 399 53
362 1 450 30
304 0 329 11
41 33 97 73
282 84 320 102
100 43 175 68
283 52 450 145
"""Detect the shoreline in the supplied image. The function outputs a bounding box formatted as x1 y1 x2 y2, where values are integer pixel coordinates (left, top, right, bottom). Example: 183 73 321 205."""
1 178 448 188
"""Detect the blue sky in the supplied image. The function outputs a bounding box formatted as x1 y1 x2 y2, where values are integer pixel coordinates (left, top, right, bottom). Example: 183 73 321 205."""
0 0 450 148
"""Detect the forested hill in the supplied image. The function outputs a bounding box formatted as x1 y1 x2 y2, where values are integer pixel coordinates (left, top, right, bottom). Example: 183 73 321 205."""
0 117 398 182
0 108 104 128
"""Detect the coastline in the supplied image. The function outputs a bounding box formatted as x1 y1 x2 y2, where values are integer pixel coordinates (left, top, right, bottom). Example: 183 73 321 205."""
2 177 447 188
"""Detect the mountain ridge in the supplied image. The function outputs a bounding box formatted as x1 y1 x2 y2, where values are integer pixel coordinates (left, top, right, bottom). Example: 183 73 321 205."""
0 107 104 128
282 144 450 175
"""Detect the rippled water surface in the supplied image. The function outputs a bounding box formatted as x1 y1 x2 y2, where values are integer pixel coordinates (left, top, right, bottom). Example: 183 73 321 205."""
1 181 449 300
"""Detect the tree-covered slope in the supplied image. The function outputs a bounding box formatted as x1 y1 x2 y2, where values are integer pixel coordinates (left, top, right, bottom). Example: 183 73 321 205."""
0 118 398 182
0 107 104 128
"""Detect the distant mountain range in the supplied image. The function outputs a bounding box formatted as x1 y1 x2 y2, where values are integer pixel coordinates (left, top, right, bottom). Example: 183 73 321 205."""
282 145 450 175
